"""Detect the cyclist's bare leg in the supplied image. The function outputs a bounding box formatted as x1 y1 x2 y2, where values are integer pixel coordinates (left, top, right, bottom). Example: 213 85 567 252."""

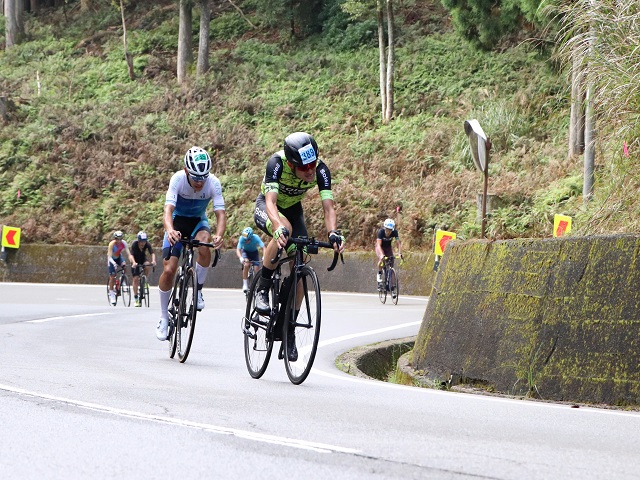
195 229 212 268
132 273 140 296
159 257 179 291
108 274 116 291
242 261 250 280
158 256 179 327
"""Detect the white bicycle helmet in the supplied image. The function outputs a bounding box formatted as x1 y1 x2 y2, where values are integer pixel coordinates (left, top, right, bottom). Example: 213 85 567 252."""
383 218 395 230
114 230 124 239
137 231 147 241
184 146 212 179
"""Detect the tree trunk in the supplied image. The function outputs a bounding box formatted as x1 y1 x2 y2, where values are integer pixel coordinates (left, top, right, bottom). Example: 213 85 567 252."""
583 85 595 202
196 0 210 77
177 0 193 84
384 0 395 123
80 0 90 12
568 52 585 157
30 0 37 14
120 0 135 80
5 0 19 48
377 0 386 121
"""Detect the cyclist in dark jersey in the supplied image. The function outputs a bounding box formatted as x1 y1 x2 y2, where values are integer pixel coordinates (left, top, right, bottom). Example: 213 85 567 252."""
253 132 345 360
375 218 403 285
129 231 157 307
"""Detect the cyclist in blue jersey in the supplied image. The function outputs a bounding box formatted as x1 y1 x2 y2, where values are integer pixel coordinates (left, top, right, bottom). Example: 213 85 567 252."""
155 146 226 341
236 226 264 293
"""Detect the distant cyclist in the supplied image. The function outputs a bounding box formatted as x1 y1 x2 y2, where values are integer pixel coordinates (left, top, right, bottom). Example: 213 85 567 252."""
236 226 264 293
129 231 157 307
375 218 403 285
156 146 226 341
253 132 345 361
107 230 130 305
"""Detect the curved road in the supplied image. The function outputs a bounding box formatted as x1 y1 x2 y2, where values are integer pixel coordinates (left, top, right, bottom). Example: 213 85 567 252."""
0 283 638 479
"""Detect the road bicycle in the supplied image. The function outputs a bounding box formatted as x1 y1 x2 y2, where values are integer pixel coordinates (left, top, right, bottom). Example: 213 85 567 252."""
136 262 154 308
378 255 399 305
106 264 131 307
243 257 260 298
242 235 343 385
165 238 220 363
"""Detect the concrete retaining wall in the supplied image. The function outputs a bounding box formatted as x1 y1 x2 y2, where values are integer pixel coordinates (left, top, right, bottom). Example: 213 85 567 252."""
0 244 436 295
411 235 640 406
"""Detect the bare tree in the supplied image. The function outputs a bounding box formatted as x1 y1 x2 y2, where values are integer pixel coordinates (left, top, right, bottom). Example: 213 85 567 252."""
30 0 38 14
346 0 395 123
5 0 24 48
196 0 210 76
119 0 135 80
383 0 395 123
177 0 193 84
568 53 585 157
377 0 386 121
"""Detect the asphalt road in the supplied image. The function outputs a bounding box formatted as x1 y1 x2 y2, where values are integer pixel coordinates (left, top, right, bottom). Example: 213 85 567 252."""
1 283 639 479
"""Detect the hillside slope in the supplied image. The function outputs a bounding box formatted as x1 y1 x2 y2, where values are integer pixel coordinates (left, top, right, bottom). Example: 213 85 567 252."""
0 0 571 251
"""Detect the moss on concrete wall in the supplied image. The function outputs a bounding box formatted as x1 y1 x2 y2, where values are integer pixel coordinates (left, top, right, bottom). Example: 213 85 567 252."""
412 235 640 406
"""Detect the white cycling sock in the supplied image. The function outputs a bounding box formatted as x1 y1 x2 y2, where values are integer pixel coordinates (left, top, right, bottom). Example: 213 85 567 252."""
159 287 171 320
196 262 209 288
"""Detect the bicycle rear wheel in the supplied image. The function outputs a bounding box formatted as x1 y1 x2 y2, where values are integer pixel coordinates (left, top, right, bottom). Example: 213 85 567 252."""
378 268 387 304
284 265 321 385
120 275 131 307
243 270 273 378
141 276 150 307
167 275 180 359
389 268 399 305
176 267 197 363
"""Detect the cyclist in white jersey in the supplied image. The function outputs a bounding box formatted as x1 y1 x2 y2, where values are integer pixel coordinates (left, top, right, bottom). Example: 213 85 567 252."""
155 146 226 341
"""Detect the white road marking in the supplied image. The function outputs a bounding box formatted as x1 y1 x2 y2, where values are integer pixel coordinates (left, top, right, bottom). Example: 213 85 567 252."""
0 382 360 454
27 313 113 323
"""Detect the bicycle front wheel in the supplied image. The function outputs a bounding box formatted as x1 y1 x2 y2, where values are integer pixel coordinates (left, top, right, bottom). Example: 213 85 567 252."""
167 275 180 359
141 276 150 307
120 275 131 307
389 268 399 305
284 265 321 385
176 267 197 363
243 270 273 378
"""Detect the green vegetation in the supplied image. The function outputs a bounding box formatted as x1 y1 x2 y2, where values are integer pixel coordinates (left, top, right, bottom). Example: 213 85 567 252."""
0 0 621 250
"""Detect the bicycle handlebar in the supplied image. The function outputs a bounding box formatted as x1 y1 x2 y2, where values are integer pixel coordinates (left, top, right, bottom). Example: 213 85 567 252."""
271 236 344 272
163 237 221 267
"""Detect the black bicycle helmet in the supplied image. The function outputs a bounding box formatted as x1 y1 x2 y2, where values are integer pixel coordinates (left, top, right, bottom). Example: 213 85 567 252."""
283 132 318 167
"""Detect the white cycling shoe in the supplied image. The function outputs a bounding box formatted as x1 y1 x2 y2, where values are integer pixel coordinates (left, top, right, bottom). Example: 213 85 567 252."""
156 318 168 341
197 291 205 311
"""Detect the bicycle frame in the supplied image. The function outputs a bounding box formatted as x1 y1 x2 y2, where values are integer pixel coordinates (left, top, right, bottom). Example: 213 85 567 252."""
165 237 219 363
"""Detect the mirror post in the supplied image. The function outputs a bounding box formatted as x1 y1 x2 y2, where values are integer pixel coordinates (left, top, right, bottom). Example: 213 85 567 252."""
464 120 491 239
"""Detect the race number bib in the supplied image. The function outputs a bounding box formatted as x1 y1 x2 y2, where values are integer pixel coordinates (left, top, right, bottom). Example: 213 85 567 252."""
298 144 317 164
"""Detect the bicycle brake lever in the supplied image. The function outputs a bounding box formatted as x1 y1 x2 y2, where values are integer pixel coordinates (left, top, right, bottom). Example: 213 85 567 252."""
211 249 220 267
